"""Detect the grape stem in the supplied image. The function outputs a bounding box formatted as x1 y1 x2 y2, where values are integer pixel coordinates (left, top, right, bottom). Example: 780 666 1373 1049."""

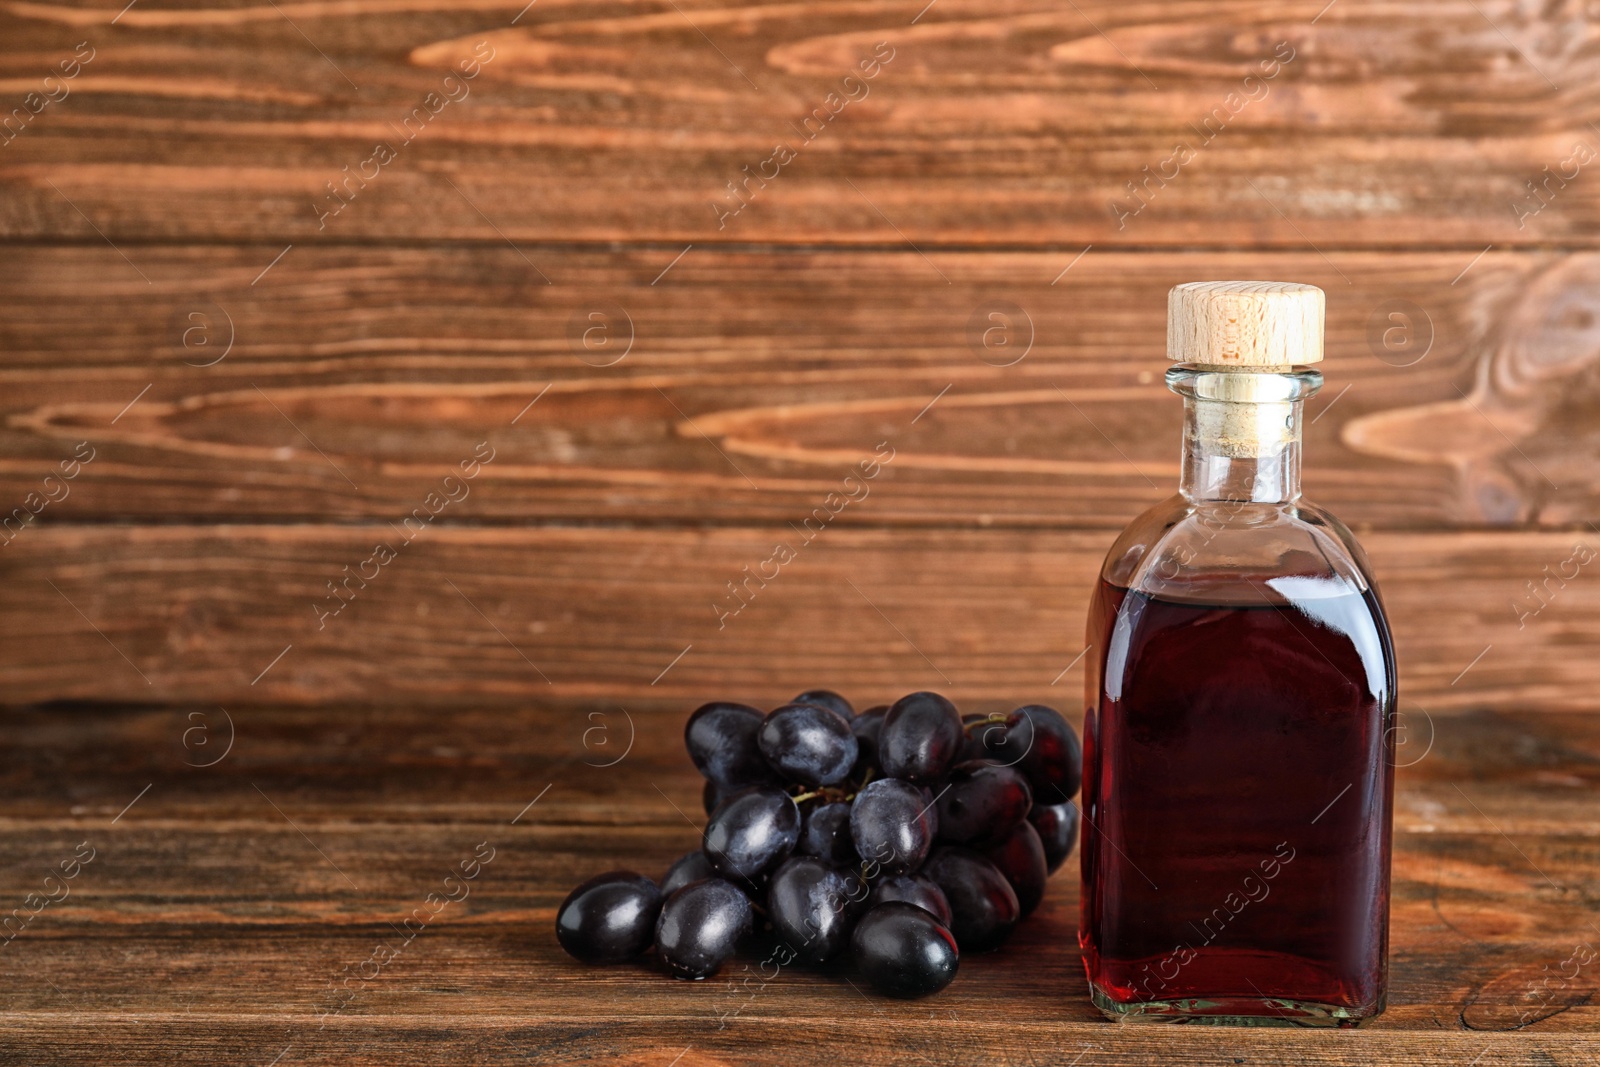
961 714 1008 734
790 783 860 805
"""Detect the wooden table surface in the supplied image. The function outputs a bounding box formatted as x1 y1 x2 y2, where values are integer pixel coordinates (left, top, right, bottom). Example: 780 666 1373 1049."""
3 0 1598 1063
4 703 1599 1065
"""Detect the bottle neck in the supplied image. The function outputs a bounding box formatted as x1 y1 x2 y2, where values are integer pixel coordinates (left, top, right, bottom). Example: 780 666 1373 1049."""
1166 364 1322 505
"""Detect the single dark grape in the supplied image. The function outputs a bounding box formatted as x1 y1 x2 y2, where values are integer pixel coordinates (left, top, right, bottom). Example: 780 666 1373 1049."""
934 761 1032 846
757 703 858 787
1028 801 1080 874
555 870 663 964
655 878 752 980
793 688 854 719
850 778 935 876
984 820 1049 917
880 692 962 784
660 850 718 896
851 902 960 998
996 704 1082 800
685 702 773 789
799 801 858 866
703 787 801 881
868 873 952 927
766 856 867 963
849 706 887 780
923 847 1020 953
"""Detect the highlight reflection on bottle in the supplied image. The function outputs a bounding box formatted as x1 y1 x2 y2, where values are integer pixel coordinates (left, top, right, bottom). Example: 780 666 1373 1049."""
1080 282 1396 1026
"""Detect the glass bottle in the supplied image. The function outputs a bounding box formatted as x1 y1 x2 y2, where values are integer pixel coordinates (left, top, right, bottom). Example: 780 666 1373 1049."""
1079 282 1396 1026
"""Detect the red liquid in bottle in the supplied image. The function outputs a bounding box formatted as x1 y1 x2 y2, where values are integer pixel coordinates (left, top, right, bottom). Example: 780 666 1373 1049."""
1081 577 1396 1023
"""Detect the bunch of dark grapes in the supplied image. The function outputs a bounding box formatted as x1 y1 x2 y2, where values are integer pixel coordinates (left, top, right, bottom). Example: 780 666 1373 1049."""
556 689 1082 998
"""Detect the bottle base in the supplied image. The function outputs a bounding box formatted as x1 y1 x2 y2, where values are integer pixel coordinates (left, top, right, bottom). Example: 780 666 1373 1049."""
1090 982 1383 1028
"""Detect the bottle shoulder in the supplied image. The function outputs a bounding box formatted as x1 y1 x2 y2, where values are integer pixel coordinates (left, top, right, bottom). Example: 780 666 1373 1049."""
1098 494 1387 609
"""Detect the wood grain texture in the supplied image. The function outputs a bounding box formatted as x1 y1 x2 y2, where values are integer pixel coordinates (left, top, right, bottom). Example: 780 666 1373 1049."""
2 524 1593 709
3 246 1598 528
0 703 1596 1063
2 0 1596 1058
0 1 1598 245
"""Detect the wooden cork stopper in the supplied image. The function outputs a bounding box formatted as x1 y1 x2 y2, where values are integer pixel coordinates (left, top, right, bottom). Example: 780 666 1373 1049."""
1167 281 1324 367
